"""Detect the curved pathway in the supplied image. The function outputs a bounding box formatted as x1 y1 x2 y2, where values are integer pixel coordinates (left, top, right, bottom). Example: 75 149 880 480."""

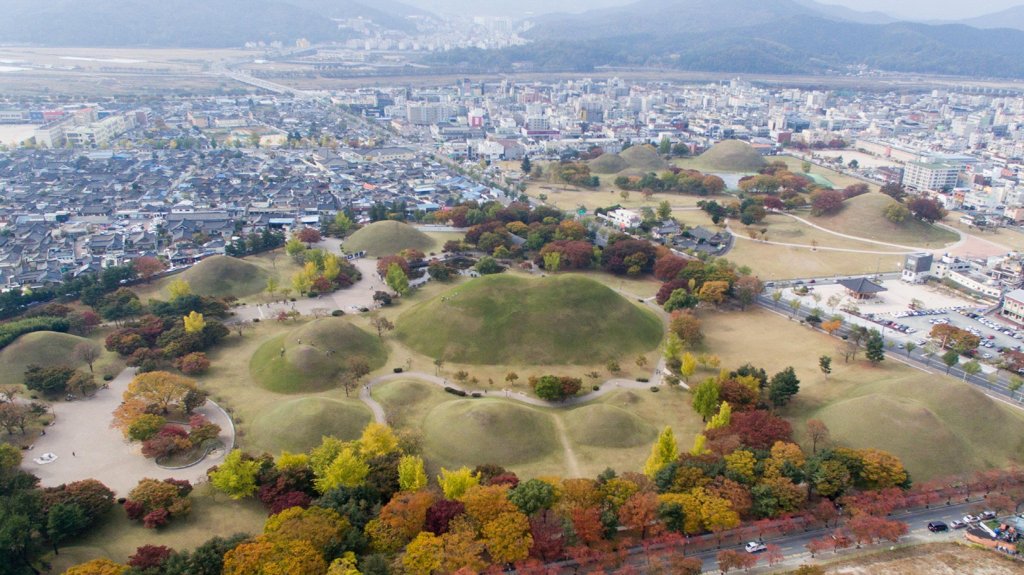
22 367 234 496
779 212 941 251
359 371 660 424
727 227 914 255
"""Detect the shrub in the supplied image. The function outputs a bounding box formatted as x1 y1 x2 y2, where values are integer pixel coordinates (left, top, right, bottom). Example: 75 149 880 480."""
650 386 660 392
393 367 404 373
637 377 649 383
331 310 345 317
174 352 211 375
0 316 70 350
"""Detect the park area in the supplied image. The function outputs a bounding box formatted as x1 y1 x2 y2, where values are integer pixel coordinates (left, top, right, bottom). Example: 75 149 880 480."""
813 542 1022 574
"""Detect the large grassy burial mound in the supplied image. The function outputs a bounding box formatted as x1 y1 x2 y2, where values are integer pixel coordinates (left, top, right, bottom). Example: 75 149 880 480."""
563 404 658 448
695 140 767 172
0 332 116 385
422 400 560 467
807 192 959 248
247 397 371 454
172 255 270 299
396 274 662 365
344 220 434 256
249 317 386 393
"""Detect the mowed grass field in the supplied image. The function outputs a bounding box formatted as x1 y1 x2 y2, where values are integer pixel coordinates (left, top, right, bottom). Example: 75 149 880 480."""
701 307 1024 480
806 193 960 248
249 317 387 393
372 379 705 479
727 238 904 280
395 274 663 365
0 330 124 387
196 319 374 455
46 484 266 574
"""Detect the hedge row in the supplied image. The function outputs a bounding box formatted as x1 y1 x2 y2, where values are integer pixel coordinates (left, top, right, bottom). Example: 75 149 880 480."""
0 316 69 350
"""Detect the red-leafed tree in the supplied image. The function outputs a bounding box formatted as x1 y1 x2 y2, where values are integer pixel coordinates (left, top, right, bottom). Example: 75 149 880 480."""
713 410 792 450
805 537 830 557
133 256 167 283
529 510 566 561
296 227 322 246
654 255 689 282
128 545 173 570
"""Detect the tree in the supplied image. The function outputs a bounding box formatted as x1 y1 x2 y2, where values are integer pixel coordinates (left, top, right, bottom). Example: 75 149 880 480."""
509 479 556 516
398 455 428 492
664 289 699 312
818 355 831 379
880 182 906 201
403 532 443 575
537 251 561 275
0 402 30 435
133 256 167 283
670 310 703 347
806 419 830 454
385 263 409 296
692 379 720 422
438 467 479 499
315 448 369 493
908 196 947 223
884 202 910 223
680 352 698 381
47 502 89 553
768 367 800 407
904 341 917 357
167 279 191 300
296 227 322 246
521 155 532 174
733 276 762 310
222 537 326 575
209 450 261 500
810 189 844 216
123 371 199 414
63 559 129 575
788 298 801 317
706 401 732 430
183 311 206 334
698 281 729 308
483 511 533 564
643 426 678 478
864 329 885 364
962 359 982 382
128 545 174 571
716 550 746 574
942 349 960 373
370 316 395 340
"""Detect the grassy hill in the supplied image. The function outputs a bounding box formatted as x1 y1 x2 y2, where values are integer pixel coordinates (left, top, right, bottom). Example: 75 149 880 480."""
395 274 663 365
249 317 387 393
246 397 371 454
807 193 959 248
589 153 630 174
806 373 1024 479
687 140 768 172
344 221 435 257
563 404 657 448
171 256 270 299
619 145 669 171
422 399 560 468
0 332 120 386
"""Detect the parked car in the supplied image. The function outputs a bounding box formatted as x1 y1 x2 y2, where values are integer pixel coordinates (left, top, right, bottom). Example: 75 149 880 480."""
963 514 981 523
979 510 997 520
744 542 767 554
927 521 949 532
950 520 968 529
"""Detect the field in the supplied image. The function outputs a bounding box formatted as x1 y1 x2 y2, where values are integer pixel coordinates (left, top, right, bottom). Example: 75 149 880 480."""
806 193 960 248
0 330 124 387
344 221 435 256
372 379 705 479
249 317 387 393
727 237 904 280
46 484 266 574
395 274 663 365
702 306 1024 480
525 180 728 214
194 319 374 455
801 543 1023 575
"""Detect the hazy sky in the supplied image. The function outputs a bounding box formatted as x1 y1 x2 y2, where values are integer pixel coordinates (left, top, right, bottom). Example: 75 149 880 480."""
819 0 1023 19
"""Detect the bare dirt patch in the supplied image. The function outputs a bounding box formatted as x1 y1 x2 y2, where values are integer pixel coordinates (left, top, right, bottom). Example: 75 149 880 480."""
823 543 1021 575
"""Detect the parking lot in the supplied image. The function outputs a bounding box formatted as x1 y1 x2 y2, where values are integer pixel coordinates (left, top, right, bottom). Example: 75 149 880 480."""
787 277 1019 364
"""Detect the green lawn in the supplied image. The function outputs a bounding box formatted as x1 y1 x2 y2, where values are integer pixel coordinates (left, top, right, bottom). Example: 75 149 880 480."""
395 274 663 365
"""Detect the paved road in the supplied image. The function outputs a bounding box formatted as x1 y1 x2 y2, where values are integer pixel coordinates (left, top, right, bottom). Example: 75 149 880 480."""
758 295 1024 408
686 499 990 573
